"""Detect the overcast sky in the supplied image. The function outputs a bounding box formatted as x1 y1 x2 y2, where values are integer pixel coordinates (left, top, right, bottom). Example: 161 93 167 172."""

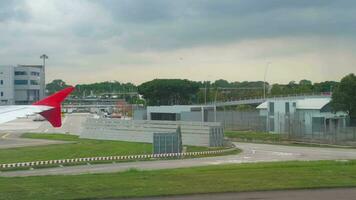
1 0 356 85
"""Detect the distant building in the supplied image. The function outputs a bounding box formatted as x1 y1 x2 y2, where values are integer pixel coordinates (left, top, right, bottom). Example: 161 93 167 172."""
257 98 348 135
0 65 45 105
146 105 216 122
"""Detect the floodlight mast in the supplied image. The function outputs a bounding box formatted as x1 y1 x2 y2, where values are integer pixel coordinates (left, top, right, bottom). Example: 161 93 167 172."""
263 62 271 100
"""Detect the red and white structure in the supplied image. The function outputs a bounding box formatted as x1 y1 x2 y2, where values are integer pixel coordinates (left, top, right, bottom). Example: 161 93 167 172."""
0 87 74 127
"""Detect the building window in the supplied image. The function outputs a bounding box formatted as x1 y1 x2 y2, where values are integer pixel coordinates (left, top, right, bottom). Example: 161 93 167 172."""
14 80 28 85
293 102 297 107
285 102 290 114
15 71 27 76
0 92 3 97
0 80 3 85
30 80 39 85
31 72 40 76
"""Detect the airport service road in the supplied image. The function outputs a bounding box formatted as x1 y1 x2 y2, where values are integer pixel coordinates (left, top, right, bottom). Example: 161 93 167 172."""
2 142 356 177
0 113 90 149
37 113 91 135
0 132 70 149
114 188 356 200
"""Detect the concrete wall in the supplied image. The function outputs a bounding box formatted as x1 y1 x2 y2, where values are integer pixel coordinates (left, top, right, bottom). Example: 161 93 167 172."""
133 109 147 120
180 110 266 131
81 119 224 147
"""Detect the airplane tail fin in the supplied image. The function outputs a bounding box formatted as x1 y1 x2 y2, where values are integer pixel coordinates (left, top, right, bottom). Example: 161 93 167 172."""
33 87 75 127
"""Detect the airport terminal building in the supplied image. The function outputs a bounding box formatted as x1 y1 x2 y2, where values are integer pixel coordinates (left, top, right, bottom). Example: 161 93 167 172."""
0 65 45 105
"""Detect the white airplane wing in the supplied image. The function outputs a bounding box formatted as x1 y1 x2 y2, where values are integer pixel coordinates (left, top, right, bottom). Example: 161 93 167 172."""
0 105 53 125
0 87 74 127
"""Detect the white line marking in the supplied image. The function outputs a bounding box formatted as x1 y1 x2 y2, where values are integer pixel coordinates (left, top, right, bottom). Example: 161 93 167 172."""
1 133 10 139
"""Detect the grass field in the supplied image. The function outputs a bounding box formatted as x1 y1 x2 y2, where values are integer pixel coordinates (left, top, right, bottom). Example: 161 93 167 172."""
0 133 213 164
225 131 285 142
1 160 356 199
224 131 355 148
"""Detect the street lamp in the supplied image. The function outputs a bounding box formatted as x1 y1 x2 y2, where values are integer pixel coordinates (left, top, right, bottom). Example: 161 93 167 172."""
40 54 48 97
263 62 271 99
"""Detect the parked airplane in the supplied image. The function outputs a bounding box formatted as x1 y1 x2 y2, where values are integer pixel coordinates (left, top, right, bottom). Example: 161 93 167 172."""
0 87 74 127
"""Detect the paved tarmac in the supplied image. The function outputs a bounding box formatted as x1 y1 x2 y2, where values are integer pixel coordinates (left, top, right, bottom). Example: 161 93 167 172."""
36 113 90 135
0 114 89 149
2 142 356 177
0 132 69 149
114 188 356 200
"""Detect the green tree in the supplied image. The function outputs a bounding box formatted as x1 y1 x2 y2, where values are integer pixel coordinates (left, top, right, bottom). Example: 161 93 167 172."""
138 79 200 106
46 79 71 95
331 74 356 125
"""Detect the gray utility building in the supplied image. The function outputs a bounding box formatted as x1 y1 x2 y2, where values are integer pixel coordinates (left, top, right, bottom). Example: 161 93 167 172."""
153 127 183 154
0 65 45 105
257 97 348 135
146 105 216 122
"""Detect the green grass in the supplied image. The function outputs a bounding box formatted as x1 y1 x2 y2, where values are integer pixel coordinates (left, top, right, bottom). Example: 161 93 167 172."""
0 133 152 164
224 131 356 148
225 131 285 142
1 160 356 199
0 133 219 164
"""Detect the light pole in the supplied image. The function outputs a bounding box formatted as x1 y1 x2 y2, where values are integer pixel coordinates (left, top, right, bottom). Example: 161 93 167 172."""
263 62 271 99
40 54 48 98
214 87 219 122
204 81 208 104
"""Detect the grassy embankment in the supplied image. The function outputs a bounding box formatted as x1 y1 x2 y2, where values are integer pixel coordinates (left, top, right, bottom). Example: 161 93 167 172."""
0 133 234 164
1 160 356 199
225 131 285 143
225 131 354 148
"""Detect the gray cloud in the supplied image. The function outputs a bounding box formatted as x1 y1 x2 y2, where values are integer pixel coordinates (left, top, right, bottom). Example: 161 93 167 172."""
0 0 29 22
0 0 356 84
90 0 356 51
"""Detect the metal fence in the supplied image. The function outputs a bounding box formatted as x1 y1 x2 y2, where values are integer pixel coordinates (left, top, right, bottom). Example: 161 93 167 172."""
221 110 356 146
279 112 356 146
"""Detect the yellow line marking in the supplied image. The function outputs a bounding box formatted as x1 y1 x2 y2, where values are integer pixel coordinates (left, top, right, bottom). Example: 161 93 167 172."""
1 133 10 139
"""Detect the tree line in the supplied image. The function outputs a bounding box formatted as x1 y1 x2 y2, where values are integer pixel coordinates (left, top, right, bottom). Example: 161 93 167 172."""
46 74 356 123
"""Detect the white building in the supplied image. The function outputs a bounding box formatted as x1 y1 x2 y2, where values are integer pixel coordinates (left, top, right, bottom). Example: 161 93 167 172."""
0 65 45 105
257 98 348 135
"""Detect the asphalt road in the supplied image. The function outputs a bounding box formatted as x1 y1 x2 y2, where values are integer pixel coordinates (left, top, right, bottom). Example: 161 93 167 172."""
114 188 356 200
2 142 356 177
37 113 90 135
0 114 89 149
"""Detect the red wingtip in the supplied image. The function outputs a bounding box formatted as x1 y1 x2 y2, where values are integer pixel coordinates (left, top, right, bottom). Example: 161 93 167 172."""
33 87 75 127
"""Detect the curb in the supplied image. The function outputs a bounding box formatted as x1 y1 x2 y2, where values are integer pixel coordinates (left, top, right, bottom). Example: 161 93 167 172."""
0 148 236 169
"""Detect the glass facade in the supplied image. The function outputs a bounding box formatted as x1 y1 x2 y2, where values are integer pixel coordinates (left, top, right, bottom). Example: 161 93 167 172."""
14 80 28 85
15 71 27 76
30 80 39 85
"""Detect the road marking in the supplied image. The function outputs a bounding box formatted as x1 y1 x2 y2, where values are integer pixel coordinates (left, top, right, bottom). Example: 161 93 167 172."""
1 133 10 139
62 117 67 124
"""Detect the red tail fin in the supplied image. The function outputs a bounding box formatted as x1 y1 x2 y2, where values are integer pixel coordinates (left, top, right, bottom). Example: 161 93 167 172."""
33 87 75 127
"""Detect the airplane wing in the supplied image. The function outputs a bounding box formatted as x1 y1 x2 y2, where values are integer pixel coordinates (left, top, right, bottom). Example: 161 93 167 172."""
0 87 74 128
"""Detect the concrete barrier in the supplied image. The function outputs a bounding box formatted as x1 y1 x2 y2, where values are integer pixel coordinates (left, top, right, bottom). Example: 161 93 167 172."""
81 119 224 147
